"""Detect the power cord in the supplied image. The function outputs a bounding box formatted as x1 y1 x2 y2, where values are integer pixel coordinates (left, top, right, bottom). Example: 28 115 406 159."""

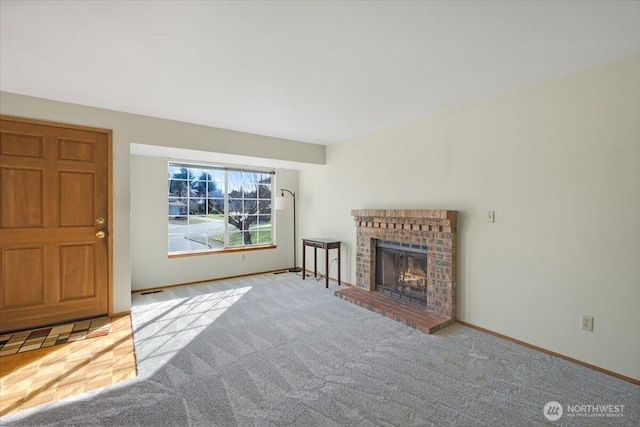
280 258 337 280
316 258 337 282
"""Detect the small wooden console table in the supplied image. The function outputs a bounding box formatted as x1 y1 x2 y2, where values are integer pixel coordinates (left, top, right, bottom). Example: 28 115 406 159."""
302 238 341 288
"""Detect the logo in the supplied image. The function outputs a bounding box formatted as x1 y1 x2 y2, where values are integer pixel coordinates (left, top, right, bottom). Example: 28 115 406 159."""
544 401 563 421
566 403 626 418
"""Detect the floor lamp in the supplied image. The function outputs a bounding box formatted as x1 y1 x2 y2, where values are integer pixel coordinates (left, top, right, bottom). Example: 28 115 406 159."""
275 189 302 272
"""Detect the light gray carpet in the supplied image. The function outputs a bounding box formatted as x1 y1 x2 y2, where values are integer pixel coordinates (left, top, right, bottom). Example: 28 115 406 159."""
2 273 638 426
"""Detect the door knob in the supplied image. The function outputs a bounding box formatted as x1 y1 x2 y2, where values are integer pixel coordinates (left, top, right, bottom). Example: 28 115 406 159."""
96 231 106 239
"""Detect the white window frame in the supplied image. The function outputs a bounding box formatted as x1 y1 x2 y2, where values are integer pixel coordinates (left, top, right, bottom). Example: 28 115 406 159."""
167 161 275 256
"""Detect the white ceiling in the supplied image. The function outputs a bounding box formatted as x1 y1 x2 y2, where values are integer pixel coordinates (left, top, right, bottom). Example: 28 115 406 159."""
1 1 639 145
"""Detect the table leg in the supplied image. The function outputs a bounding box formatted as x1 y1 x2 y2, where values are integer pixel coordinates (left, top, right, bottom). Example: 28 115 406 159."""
337 245 341 286
302 242 306 280
314 247 317 277
325 248 329 288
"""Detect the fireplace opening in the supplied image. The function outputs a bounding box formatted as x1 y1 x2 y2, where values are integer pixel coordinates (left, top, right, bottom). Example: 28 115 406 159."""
375 240 428 305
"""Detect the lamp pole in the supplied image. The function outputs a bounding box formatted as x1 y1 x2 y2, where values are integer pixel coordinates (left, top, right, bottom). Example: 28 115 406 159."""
280 189 301 272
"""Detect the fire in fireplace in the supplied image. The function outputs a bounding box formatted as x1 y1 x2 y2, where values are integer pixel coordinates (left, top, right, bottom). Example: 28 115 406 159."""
375 240 428 305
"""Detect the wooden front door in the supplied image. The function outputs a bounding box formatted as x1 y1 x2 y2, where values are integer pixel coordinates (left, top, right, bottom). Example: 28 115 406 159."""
0 116 111 332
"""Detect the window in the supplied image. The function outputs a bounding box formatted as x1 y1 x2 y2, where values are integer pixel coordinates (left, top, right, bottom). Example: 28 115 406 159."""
168 162 274 255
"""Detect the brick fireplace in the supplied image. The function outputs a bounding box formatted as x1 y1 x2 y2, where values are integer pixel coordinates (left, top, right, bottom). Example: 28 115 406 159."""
337 209 457 333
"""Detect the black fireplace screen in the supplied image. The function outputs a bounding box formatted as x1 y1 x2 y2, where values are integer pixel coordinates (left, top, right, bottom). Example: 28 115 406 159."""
375 240 428 304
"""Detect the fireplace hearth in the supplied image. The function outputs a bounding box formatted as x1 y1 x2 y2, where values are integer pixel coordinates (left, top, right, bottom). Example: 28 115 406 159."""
342 209 457 332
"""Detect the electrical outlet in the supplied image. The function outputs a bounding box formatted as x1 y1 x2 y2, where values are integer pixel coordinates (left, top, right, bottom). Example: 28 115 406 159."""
580 315 594 331
487 210 495 223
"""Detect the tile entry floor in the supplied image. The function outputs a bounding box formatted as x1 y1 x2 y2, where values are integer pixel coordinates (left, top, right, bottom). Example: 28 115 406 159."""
0 317 111 356
0 315 137 417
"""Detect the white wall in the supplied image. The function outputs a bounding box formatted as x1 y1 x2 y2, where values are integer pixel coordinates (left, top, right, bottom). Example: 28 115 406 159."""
299 55 640 380
0 92 324 312
130 155 299 289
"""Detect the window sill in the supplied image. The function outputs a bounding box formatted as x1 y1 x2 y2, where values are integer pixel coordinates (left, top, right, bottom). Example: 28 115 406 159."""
168 244 277 259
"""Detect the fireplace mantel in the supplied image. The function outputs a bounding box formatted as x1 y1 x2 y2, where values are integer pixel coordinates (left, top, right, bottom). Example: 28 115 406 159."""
351 209 457 321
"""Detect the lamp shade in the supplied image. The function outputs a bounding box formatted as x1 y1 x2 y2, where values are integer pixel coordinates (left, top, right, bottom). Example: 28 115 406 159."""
275 196 292 210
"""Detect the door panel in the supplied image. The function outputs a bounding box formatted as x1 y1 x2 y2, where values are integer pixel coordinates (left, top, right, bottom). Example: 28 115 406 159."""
58 138 95 162
59 171 95 226
1 167 44 227
0 117 111 332
0 133 44 158
59 244 96 300
1 246 45 307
